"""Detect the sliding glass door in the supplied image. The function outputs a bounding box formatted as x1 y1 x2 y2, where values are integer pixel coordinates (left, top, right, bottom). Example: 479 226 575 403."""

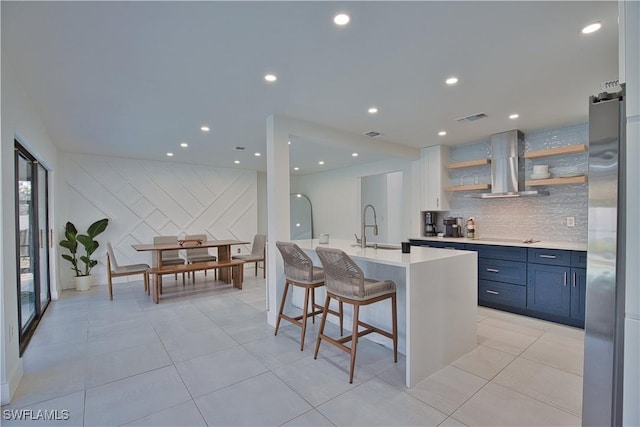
37 163 51 311
15 141 50 353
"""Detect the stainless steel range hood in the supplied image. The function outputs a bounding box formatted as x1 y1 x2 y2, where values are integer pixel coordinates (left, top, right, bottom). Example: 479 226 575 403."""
467 130 548 198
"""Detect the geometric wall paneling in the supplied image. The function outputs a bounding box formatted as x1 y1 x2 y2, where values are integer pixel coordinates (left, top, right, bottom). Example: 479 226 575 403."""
60 153 257 288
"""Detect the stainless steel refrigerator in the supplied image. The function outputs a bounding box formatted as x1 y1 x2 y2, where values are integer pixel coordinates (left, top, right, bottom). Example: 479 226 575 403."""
583 85 626 426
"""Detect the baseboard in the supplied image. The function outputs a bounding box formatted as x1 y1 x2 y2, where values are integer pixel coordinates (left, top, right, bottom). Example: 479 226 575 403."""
1 360 23 405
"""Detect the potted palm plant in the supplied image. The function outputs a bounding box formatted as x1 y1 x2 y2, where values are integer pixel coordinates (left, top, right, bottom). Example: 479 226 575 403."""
59 218 109 291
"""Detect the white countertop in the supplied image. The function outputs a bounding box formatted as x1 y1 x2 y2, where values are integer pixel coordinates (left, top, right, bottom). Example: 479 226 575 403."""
293 238 473 268
409 236 587 251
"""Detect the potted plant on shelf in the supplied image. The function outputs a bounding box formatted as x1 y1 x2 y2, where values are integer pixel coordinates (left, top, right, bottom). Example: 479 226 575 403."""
59 218 109 291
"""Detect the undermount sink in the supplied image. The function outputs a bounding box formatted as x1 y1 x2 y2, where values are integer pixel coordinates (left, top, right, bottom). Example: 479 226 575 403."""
351 243 401 250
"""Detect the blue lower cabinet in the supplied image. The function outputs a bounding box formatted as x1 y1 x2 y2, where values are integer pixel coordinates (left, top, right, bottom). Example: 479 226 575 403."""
479 280 526 308
527 264 571 317
474 246 586 328
570 268 586 322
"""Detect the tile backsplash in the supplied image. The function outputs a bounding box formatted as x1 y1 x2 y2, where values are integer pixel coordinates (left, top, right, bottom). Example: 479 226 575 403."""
440 122 588 243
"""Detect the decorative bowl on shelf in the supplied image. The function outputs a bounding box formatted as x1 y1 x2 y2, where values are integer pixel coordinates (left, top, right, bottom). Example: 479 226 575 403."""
530 173 551 180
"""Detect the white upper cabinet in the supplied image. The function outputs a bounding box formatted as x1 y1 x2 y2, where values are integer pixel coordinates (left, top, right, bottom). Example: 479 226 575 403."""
421 145 450 211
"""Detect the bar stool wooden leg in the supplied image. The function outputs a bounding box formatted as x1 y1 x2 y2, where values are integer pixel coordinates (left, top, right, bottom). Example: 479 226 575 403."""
300 287 310 351
274 281 290 335
392 293 398 362
314 295 331 359
349 304 360 384
339 301 344 336
311 287 316 324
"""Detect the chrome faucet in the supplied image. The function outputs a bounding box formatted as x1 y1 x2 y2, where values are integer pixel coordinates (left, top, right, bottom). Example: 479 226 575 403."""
359 204 379 248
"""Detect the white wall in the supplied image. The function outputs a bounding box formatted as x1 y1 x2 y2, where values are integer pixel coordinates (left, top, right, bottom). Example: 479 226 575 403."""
295 158 416 243
1 62 60 404
58 153 258 289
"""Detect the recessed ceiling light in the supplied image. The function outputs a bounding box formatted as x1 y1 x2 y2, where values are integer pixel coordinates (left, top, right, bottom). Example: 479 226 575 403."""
352 152 359 157
294 167 299 171
264 74 277 82
180 142 188 148
200 126 210 132
334 13 350 26
234 160 240 164
445 77 459 85
254 152 261 157
581 21 602 34
296 194 302 198
166 152 174 157
288 141 291 145
438 131 447 136
368 107 378 114
509 113 520 119
318 161 325 165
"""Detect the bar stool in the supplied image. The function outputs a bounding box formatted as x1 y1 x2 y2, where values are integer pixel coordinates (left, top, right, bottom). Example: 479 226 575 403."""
314 246 398 383
274 241 343 351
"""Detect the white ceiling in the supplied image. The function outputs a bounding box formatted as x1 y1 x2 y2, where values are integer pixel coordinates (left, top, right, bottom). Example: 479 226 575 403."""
2 1 618 175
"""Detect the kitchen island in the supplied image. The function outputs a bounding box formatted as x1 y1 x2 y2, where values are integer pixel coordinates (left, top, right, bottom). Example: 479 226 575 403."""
293 239 477 387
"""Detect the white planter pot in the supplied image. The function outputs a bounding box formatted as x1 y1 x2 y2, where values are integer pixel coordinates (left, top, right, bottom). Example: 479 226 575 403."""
74 275 92 291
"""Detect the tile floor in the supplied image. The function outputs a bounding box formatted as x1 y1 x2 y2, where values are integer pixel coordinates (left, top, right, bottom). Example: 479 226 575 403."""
2 273 584 426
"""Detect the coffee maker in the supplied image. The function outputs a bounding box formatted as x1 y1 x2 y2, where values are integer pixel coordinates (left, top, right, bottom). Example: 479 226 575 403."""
443 217 463 237
424 211 437 236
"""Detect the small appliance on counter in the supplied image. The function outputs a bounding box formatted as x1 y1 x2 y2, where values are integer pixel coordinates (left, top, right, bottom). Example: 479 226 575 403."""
424 211 438 236
466 217 476 238
443 217 463 237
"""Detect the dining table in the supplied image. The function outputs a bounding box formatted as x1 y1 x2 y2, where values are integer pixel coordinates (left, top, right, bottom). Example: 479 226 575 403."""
132 239 249 287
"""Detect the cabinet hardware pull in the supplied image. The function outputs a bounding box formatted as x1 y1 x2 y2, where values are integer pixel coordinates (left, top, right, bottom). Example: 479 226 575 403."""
486 268 500 273
444 246 455 249
50 229 53 248
436 197 439 208
573 272 577 287
564 271 568 286
40 229 43 249
540 254 557 259
486 290 500 295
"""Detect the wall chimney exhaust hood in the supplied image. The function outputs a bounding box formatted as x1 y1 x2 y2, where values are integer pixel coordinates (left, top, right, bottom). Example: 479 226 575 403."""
467 130 548 198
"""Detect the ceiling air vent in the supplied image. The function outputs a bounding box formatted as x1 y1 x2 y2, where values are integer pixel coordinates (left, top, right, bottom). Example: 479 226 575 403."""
364 131 383 138
456 112 488 123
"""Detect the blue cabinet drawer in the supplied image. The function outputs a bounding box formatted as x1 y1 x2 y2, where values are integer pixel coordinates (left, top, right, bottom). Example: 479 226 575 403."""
409 240 466 250
479 280 527 308
425 241 466 250
478 259 526 285
571 251 587 268
468 244 527 262
528 248 572 266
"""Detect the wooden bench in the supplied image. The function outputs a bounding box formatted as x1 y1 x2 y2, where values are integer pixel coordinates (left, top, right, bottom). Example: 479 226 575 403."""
148 259 245 303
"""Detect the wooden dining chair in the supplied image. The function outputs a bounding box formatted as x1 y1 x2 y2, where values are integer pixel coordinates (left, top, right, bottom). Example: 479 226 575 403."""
232 234 266 277
106 242 150 300
153 236 186 285
185 234 217 283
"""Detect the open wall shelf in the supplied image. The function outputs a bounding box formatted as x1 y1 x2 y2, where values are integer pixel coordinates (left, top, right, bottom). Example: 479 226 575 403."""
524 144 587 159
446 158 491 169
446 183 491 192
525 175 588 186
